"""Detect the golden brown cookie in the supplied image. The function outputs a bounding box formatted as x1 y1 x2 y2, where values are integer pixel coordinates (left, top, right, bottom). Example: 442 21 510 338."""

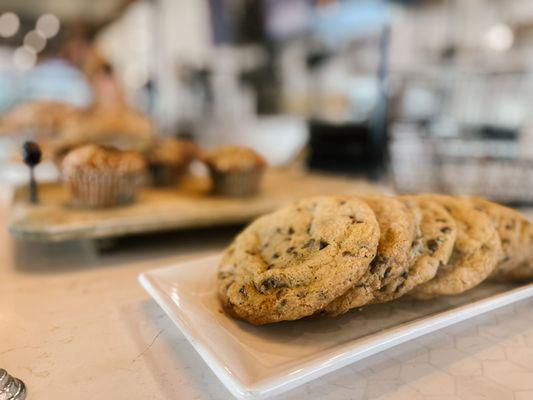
372 195 457 303
323 196 415 316
217 196 380 325
465 197 530 280
496 223 533 282
411 195 502 299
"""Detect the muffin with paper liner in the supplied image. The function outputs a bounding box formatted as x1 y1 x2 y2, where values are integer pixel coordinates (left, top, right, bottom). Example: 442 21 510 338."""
145 138 199 186
203 146 267 197
61 144 146 208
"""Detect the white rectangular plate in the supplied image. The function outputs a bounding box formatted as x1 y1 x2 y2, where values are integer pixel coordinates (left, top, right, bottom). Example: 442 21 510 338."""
139 254 533 400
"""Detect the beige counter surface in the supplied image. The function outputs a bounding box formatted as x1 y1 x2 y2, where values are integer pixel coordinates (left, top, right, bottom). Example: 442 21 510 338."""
2 187 533 400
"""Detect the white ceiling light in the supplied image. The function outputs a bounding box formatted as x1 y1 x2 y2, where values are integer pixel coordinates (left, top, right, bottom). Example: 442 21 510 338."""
0 12 20 38
36 13 60 39
24 30 46 53
484 23 514 52
13 46 37 71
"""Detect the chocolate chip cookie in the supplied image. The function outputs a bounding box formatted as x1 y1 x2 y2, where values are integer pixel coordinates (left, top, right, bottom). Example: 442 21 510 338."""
501 260 533 281
411 195 502 299
371 195 457 303
465 197 530 280
217 196 380 325
323 196 415 316
496 223 533 282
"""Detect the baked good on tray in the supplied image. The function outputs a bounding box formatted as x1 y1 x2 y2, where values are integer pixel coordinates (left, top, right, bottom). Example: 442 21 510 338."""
409 195 502 300
0 100 81 138
203 146 266 197
57 105 154 152
466 197 531 280
217 193 532 325
61 144 146 208
494 223 533 282
323 196 416 316
145 138 199 186
371 195 458 303
217 196 379 324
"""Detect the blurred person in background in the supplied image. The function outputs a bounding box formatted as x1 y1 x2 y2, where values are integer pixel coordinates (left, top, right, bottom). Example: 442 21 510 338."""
0 20 154 157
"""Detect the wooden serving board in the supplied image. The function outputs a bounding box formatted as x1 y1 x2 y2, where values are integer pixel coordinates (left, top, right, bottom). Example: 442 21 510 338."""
9 169 385 242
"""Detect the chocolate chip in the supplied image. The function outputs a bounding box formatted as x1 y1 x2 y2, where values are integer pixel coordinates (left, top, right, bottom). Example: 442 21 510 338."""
441 226 451 234
273 253 280 259
369 254 385 273
427 239 438 253
349 216 363 224
319 240 329 250
260 277 282 291
288 227 295 235
369 259 378 274
395 282 405 293
339 200 346 205
342 251 354 257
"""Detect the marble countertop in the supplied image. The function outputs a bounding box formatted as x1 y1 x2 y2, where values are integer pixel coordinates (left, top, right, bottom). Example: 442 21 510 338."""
1 188 533 400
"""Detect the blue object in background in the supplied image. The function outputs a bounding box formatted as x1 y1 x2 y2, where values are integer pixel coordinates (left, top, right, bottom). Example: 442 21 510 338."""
312 0 389 48
0 58 92 113
21 59 92 106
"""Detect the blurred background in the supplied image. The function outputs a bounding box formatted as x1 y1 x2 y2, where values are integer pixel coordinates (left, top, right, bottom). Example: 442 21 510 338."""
1 0 533 204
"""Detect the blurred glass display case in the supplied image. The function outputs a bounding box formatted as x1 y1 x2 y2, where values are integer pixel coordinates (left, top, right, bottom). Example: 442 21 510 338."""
391 122 533 204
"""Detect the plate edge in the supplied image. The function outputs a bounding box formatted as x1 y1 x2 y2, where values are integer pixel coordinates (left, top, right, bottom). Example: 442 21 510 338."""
139 258 533 399
138 272 256 400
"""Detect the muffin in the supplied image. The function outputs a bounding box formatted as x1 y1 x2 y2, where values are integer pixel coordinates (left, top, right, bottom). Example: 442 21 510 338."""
0 100 81 138
145 138 199 186
203 146 266 197
47 139 89 168
61 144 146 208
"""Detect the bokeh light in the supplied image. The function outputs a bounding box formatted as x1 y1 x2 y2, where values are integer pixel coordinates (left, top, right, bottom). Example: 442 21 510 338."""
0 12 20 38
24 30 47 53
484 23 514 52
13 46 37 71
36 13 60 39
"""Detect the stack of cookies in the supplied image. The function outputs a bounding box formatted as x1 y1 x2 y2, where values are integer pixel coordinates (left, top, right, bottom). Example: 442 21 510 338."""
217 194 532 325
